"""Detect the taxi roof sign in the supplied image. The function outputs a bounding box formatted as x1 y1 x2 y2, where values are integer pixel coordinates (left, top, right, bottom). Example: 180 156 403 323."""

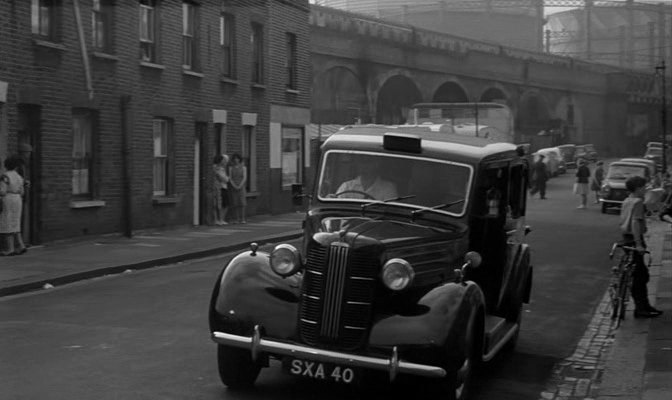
383 132 422 153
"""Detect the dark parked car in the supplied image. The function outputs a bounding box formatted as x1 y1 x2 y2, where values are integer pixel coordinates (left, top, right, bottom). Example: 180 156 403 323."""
575 144 598 163
600 161 651 213
209 125 534 399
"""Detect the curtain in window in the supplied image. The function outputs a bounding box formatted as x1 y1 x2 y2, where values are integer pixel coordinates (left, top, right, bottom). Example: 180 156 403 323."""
281 127 303 187
153 120 168 195
72 113 92 195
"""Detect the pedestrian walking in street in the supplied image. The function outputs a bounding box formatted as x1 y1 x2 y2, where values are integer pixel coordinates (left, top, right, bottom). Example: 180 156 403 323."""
530 154 548 199
212 154 230 225
0 155 27 256
574 158 591 209
620 175 663 318
591 160 605 204
228 153 247 224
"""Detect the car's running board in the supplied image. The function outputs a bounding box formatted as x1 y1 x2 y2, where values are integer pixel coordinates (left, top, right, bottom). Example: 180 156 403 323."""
482 315 519 362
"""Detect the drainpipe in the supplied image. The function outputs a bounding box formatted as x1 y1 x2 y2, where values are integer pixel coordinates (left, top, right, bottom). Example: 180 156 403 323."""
120 95 133 238
72 0 94 100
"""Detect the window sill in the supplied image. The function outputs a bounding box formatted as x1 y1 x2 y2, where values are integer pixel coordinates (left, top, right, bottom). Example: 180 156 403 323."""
220 76 239 85
251 83 266 90
92 52 119 61
70 200 106 209
285 89 300 95
182 69 204 78
33 39 66 51
152 196 179 205
140 61 166 70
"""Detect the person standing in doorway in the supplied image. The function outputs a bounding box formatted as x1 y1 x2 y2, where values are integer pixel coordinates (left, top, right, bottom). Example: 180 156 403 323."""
0 156 27 256
574 158 591 209
229 153 247 224
591 160 605 204
530 154 548 199
17 142 32 245
212 154 230 225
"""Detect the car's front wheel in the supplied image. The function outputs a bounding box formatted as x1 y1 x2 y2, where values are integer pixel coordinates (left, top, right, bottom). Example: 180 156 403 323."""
601 202 607 214
217 345 261 389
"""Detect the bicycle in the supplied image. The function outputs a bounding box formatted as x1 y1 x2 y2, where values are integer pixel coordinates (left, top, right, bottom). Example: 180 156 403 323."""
607 242 651 327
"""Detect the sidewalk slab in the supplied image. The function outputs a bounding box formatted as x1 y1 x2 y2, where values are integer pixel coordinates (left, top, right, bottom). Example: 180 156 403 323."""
0 212 305 297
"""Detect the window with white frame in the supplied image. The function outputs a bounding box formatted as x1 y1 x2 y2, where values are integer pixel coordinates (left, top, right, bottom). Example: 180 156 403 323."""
153 119 170 196
286 33 297 90
31 0 58 41
182 2 198 70
92 0 113 53
242 125 257 192
281 127 303 187
72 110 94 197
139 0 157 62
251 23 264 84
220 12 235 77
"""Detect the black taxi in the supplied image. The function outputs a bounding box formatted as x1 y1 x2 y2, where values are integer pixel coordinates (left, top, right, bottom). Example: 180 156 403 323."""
208 125 533 399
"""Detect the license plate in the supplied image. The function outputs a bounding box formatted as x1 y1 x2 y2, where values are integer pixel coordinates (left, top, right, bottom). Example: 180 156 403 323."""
283 358 357 384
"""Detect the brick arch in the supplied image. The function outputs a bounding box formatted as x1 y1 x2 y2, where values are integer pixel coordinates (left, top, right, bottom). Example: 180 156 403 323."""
553 95 584 144
432 80 469 102
478 84 510 104
516 89 553 138
375 75 423 124
312 65 369 124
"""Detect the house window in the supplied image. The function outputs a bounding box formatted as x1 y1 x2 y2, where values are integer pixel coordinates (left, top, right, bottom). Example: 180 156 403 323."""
242 125 257 192
281 127 303 187
139 0 158 63
286 33 297 89
31 0 58 41
220 12 235 77
72 110 95 197
153 118 171 196
182 2 198 70
215 124 226 156
92 0 113 53
251 23 264 84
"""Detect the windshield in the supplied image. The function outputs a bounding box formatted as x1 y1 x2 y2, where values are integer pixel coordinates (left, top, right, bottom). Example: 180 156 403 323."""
606 165 647 180
317 151 472 216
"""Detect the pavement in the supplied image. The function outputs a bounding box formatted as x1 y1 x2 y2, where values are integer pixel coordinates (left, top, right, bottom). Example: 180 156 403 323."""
0 210 670 399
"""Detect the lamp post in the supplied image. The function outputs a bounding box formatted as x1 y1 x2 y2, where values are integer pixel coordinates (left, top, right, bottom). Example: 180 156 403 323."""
656 60 668 175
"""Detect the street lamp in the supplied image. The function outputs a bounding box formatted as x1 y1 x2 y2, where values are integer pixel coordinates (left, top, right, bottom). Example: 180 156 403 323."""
656 60 668 175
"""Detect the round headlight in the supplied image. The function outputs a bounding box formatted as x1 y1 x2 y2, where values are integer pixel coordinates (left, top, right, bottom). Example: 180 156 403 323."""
270 244 301 277
381 258 414 291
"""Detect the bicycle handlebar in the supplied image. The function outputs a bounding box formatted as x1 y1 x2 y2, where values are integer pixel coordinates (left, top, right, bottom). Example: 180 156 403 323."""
609 242 651 258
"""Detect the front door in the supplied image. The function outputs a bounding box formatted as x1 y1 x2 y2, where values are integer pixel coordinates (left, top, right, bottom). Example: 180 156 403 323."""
193 122 209 225
17 104 41 245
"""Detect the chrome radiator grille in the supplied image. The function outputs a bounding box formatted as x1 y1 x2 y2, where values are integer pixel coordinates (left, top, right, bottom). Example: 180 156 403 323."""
298 242 377 350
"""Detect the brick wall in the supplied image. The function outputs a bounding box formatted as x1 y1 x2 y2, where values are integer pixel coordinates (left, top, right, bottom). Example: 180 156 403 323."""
0 0 310 243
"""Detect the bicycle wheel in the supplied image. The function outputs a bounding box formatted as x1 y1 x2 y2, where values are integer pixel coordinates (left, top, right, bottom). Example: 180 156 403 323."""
616 269 630 327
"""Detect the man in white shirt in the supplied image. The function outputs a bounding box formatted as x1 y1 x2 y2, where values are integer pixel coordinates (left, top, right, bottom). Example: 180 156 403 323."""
335 157 398 201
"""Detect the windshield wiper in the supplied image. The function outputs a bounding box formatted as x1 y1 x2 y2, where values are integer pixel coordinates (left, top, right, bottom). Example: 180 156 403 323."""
410 199 465 222
360 194 416 213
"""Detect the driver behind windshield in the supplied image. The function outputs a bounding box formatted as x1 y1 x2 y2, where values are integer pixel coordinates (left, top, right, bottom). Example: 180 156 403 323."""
335 156 398 200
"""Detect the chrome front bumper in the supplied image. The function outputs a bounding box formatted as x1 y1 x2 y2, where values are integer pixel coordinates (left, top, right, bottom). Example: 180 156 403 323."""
211 325 446 381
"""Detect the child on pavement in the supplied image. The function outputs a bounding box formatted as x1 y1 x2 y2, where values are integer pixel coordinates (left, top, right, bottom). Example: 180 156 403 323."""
620 175 663 318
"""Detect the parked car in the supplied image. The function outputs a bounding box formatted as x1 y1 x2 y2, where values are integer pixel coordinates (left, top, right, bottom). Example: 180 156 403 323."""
575 144 598 163
619 158 658 185
644 146 664 171
600 161 651 213
209 125 534 398
557 144 577 169
533 147 562 176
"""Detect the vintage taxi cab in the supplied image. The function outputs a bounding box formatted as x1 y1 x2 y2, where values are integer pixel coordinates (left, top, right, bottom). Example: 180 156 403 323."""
208 125 533 399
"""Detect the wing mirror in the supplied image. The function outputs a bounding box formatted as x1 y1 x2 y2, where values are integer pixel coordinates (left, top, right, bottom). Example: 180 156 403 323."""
454 251 482 285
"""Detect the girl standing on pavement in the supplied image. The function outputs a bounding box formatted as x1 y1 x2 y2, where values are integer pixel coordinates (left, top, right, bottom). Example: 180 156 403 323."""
228 153 247 224
0 156 27 256
212 154 230 225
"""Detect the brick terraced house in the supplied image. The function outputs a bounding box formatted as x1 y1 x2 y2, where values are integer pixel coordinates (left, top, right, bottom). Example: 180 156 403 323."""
0 0 311 244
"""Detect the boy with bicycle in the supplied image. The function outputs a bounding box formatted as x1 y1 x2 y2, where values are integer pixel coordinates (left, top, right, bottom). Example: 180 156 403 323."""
620 175 663 318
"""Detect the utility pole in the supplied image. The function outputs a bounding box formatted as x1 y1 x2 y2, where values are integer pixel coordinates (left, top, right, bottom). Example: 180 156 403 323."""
656 60 668 174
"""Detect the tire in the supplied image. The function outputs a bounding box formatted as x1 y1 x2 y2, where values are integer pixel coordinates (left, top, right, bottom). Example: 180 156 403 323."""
434 311 483 400
601 202 607 214
217 345 261 389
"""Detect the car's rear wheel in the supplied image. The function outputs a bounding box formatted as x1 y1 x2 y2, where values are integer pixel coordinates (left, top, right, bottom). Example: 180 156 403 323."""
217 345 261 389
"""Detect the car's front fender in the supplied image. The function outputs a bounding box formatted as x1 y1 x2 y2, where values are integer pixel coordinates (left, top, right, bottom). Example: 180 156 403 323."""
208 250 302 340
369 281 484 349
